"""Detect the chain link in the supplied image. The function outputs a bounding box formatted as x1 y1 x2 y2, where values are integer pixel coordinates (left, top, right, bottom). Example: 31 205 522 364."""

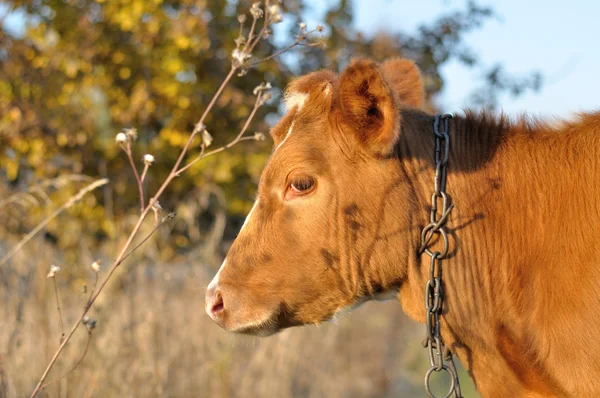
419 114 462 398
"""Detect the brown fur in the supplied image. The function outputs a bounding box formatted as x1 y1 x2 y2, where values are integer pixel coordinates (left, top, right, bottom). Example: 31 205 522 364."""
381 57 424 109
206 57 600 397
338 58 400 154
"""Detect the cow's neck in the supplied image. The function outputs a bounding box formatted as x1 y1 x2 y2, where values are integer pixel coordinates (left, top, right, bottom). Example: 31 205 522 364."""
393 109 550 395
394 109 507 318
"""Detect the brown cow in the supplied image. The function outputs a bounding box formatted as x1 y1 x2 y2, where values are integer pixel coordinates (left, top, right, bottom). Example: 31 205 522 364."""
205 57 600 397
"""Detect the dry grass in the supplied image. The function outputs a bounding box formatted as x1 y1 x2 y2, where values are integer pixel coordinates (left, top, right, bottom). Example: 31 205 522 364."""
0 233 479 398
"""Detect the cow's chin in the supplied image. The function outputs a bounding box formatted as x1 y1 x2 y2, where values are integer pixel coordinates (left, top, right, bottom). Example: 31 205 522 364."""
214 305 283 337
230 321 281 337
222 305 312 337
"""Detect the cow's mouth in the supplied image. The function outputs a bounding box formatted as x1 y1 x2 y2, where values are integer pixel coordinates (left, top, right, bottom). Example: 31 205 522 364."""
230 303 303 336
206 291 301 337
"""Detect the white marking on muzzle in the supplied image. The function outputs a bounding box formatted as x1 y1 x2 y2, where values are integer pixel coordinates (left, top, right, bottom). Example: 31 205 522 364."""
240 199 259 232
208 199 259 290
208 258 226 291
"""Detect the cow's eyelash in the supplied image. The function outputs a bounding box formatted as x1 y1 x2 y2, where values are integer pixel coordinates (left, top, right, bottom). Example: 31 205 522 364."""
290 176 315 192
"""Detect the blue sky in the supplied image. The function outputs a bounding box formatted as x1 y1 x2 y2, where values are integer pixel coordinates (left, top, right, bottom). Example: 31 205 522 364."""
351 0 600 118
4 1 599 119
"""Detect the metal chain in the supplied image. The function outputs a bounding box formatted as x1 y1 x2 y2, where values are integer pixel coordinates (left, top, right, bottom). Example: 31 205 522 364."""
419 114 462 398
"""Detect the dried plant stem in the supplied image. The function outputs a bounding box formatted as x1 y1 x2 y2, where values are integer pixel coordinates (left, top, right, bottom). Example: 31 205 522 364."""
52 278 65 343
176 91 264 176
248 29 322 68
86 273 99 307
30 55 240 398
201 136 257 158
29 2 312 393
244 15 259 50
41 331 93 389
30 208 152 398
247 5 270 54
249 42 305 67
0 178 109 267
121 215 173 263
140 163 150 183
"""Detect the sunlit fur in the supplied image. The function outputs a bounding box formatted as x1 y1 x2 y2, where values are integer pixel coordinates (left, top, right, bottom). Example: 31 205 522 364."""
207 57 600 397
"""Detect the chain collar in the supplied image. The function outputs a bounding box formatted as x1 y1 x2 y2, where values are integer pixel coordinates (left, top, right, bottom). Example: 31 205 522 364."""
419 114 462 398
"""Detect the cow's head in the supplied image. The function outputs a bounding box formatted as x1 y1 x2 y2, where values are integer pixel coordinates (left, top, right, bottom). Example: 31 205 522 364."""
206 58 425 335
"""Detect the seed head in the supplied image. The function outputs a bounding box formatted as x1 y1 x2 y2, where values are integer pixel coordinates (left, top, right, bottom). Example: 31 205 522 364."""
91 260 101 273
269 5 279 15
262 29 272 39
268 5 283 23
253 81 272 95
82 316 97 331
316 25 325 32
115 132 127 144
143 154 155 166
254 132 265 141
162 212 177 222
232 48 250 67
201 129 213 148
123 127 138 141
47 264 61 278
152 201 163 212
269 5 283 24
250 2 263 19
237 14 247 24
258 91 272 106
234 35 246 48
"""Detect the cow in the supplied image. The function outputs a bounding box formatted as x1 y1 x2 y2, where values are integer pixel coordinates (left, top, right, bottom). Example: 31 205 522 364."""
205 57 600 397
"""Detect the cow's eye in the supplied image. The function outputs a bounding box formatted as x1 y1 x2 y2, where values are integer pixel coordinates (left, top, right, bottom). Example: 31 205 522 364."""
286 176 316 199
290 176 314 192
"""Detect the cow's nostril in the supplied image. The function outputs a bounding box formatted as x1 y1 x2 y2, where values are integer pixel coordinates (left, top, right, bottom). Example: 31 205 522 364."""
206 287 225 322
211 291 224 315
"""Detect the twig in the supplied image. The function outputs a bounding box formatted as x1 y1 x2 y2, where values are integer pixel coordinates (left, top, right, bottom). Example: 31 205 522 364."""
176 92 265 176
29 1 311 394
30 209 151 398
0 178 109 267
29 60 239 398
247 28 324 69
248 42 307 68
244 13 259 52
41 331 93 389
140 163 150 184
246 2 270 54
120 214 174 263
200 136 257 159
52 278 65 343
86 273 99 308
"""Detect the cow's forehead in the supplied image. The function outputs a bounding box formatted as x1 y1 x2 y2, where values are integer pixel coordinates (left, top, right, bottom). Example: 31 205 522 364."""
283 92 308 112
285 70 337 98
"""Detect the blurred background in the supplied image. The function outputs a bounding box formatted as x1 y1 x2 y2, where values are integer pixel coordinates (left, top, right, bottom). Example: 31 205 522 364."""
1 0 598 397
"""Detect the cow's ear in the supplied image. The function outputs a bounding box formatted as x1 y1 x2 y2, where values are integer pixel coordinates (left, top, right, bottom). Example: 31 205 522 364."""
338 58 399 154
381 58 424 109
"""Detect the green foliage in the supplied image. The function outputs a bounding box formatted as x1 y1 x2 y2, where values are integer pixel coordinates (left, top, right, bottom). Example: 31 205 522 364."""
0 0 541 257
